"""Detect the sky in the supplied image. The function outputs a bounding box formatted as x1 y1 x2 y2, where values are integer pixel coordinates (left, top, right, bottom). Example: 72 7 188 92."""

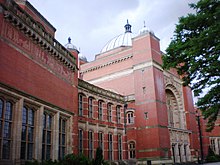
28 0 198 62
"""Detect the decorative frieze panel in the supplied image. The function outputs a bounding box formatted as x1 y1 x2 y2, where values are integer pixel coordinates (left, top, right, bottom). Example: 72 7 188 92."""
1 1 77 72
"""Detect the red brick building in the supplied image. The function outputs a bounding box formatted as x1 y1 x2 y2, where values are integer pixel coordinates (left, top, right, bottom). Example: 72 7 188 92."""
0 0 219 165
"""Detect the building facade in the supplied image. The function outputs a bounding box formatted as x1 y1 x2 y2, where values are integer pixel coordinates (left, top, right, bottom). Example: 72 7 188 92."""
0 0 219 165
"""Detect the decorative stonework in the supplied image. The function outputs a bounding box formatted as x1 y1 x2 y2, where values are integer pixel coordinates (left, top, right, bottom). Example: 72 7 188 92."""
78 79 124 102
1 1 77 72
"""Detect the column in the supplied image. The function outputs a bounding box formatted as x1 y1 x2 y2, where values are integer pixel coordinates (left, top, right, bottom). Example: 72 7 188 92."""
52 111 60 160
13 98 23 164
35 106 44 160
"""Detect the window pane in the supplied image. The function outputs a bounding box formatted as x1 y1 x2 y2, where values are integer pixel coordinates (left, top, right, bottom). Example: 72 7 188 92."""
5 102 12 120
20 142 26 159
0 99 3 118
28 127 34 142
47 115 52 129
47 131 51 144
62 120 66 133
27 143 33 160
2 140 10 159
3 122 11 138
46 145 51 160
22 107 27 124
21 126 26 141
28 109 34 126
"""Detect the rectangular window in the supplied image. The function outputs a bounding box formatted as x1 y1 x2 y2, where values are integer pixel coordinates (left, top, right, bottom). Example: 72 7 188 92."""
20 106 35 160
58 118 66 160
98 101 103 120
118 134 122 160
116 106 121 124
98 132 103 151
0 99 13 160
107 104 112 122
42 112 52 160
79 95 83 116
108 133 113 161
88 98 93 118
88 131 93 159
79 129 83 154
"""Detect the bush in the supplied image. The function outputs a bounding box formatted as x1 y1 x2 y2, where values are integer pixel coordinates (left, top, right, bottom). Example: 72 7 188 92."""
206 147 220 162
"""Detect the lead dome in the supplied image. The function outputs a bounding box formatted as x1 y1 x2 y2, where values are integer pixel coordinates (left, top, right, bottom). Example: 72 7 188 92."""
100 20 134 53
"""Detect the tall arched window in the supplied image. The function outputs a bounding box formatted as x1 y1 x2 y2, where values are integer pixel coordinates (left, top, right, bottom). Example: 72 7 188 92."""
118 134 122 160
108 133 113 160
129 141 136 159
98 132 103 151
42 112 53 160
88 97 93 118
107 103 112 122
58 117 66 160
0 99 13 160
78 129 83 154
127 111 134 124
166 89 181 128
20 106 35 160
88 130 93 159
116 106 121 124
98 101 103 120
78 94 83 116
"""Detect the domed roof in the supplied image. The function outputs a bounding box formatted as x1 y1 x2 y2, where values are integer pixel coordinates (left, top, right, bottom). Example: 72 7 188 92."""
101 20 133 53
65 37 78 51
139 21 154 35
79 52 88 62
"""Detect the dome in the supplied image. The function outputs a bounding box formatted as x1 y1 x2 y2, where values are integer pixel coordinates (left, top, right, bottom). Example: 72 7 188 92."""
79 53 88 62
101 20 133 53
65 37 78 51
139 21 154 35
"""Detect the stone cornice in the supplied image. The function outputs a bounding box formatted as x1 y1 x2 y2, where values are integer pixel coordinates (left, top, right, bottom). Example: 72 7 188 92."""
78 79 124 102
1 1 77 71
81 54 133 74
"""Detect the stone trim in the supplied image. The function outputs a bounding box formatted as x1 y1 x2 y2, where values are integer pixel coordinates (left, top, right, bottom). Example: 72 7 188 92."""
81 54 133 74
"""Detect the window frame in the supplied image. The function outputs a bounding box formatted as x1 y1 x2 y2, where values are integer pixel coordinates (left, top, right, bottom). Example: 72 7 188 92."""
0 98 14 160
20 105 35 160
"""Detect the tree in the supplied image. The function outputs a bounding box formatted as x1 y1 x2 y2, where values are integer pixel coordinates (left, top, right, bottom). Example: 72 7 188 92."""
93 147 103 165
162 0 220 131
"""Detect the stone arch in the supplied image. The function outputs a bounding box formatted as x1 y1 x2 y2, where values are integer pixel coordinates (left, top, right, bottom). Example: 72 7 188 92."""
165 84 185 129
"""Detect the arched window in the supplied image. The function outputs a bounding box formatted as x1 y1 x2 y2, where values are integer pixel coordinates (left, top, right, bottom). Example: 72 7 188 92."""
88 97 93 118
98 101 103 120
78 129 83 154
116 106 121 124
20 106 35 160
127 111 134 124
166 89 181 128
78 94 83 116
42 112 53 160
108 133 113 160
88 130 93 159
107 103 112 122
129 141 136 159
118 134 122 160
98 132 104 151
58 117 66 160
0 99 13 160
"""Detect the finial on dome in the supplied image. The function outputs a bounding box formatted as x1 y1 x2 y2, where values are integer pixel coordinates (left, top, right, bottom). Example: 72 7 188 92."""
124 19 132 33
68 37 71 44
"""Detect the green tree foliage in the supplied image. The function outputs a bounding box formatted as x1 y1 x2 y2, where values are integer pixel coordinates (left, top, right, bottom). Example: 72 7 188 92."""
93 147 103 165
162 0 220 131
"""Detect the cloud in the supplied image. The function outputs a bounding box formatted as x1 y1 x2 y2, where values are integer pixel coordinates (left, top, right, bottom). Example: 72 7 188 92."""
28 0 198 61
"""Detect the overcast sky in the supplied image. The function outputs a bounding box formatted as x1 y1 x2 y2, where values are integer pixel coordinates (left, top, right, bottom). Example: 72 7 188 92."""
28 0 198 61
